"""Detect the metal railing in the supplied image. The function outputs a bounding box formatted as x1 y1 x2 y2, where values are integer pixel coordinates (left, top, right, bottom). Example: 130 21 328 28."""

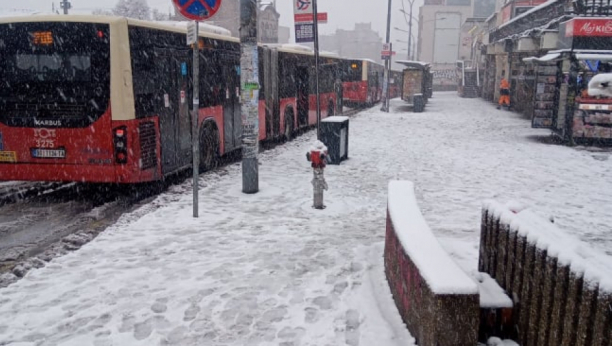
574 0 612 15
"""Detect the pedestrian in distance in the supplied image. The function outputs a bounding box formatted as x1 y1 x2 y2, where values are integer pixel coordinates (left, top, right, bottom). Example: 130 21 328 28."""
497 75 510 110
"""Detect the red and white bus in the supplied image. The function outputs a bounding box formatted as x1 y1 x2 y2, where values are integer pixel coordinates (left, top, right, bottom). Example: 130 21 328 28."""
341 58 384 108
0 16 341 183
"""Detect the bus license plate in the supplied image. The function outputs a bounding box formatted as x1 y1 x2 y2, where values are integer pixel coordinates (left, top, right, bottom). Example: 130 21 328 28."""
31 148 66 159
0 151 17 162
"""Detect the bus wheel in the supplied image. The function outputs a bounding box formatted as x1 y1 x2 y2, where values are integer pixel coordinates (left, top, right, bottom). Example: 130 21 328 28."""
199 124 219 172
284 110 294 141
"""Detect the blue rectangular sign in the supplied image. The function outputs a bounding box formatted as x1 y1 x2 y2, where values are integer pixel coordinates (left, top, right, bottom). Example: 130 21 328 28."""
181 62 188 76
295 23 314 43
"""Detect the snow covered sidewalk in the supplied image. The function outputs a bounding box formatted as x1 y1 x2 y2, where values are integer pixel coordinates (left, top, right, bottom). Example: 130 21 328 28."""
1 93 611 345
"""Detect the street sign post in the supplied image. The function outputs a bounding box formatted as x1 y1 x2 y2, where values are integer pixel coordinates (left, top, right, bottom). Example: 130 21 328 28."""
293 0 327 43
381 42 396 60
381 0 392 112
172 0 223 217
293 0 326 139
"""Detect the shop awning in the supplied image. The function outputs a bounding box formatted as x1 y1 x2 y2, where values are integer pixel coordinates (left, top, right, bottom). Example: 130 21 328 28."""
575 53 612 61
523 53 561 63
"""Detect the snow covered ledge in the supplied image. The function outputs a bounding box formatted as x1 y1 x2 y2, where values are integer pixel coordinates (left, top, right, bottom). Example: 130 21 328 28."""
384 181 479 346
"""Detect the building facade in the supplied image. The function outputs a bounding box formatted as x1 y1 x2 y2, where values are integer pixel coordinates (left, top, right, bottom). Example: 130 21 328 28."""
307 23 384 64
417 0 495 90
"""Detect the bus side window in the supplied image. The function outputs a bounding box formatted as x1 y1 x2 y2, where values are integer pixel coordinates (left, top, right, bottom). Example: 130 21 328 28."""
130 27 157 118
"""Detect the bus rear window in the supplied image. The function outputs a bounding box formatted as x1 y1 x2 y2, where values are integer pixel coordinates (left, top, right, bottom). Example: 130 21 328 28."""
0 22 110 128
6 54 91 82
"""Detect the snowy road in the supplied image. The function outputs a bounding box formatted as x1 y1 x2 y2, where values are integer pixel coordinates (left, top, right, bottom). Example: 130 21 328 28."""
1 93 611 345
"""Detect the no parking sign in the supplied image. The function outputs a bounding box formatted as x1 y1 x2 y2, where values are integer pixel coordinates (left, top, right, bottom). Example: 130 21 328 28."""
172 0 221 20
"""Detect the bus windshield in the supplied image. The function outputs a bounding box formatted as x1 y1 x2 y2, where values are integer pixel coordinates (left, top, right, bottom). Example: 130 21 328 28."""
0 22 110 127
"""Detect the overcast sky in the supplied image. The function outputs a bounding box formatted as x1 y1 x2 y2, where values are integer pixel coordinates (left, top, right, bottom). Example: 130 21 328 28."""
2 0 423 48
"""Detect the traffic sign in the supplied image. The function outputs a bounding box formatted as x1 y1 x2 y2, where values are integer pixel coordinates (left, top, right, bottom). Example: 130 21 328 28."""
294 12 328 23
186 21 197 45
381 42 395 59
172 0 221 21
294 0 312 15
295 23 314 43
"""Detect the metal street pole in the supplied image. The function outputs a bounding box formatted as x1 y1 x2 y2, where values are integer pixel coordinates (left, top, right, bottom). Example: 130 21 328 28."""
381 0 392 112
407 0 414 61
60 0 71 14
240 0 259 194
313 0 321 140
192 21 200 217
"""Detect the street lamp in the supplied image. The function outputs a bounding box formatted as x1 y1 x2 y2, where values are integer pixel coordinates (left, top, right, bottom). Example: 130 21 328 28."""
399 9 419 24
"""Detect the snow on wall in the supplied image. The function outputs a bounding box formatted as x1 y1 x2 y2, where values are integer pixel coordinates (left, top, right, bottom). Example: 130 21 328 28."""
483 200 612 292
481 201 612 346
473 272 513 309
388 181 478 295
385 181 480 346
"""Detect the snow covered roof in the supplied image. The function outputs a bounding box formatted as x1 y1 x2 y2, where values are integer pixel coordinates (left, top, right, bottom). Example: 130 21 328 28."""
396 60 430 70
156 20 232 37
0 14 121 25
278 43 313 53
0 15 237 41
524 50 612 63
497 0 560 30
575 53 612 61
523 52 561 63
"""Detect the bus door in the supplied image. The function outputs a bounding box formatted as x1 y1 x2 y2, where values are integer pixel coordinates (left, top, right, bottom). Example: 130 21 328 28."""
157 48 192 174
223 55 242 152
296 65 309 128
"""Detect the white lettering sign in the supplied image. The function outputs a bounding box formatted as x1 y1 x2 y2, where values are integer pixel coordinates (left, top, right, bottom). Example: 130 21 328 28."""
577 21 612 36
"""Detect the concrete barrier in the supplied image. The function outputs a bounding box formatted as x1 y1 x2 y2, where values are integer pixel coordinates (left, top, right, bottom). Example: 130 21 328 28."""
384 181 479 346
480 201 612 346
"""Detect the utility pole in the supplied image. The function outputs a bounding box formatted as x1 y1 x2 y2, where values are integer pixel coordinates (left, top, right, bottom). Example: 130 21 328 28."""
381 0 392 112
240 0 260 194
191 21 200 217
407 0 414 62
313 0 322 139
59 0 71 14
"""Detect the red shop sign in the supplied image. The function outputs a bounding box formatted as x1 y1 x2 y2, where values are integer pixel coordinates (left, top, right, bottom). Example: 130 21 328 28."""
566 18 612 37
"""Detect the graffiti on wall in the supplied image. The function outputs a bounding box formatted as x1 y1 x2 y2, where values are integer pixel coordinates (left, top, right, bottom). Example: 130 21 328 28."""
432 69 458 84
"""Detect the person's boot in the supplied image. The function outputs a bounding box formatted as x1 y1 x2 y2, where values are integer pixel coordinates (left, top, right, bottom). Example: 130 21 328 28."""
496 105 501 110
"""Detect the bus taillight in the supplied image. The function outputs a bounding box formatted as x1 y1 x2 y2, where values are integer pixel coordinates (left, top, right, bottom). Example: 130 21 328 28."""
113 127 128 164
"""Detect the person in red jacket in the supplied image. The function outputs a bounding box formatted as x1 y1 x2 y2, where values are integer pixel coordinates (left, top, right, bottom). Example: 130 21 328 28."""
497 76 510 109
